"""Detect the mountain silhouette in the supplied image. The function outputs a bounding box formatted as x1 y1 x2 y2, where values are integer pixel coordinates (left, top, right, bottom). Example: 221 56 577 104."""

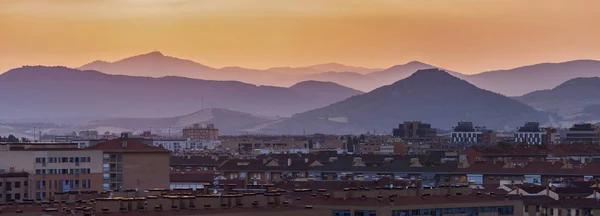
304 61 464 92
80 51 382 87
464 60 600 96
262 68 550 134
516 77 600 122
0 66 362 120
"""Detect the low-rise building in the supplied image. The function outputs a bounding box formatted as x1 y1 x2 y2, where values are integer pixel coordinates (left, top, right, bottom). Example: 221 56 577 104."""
0 171 30 202
451 122 496 144
514 122 547 145
565 123 600 144
393 121 437 141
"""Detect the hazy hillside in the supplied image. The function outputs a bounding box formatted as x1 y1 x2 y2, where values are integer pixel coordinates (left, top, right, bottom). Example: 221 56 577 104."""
304 61 462 92
0 66 362 119
263 69 550 134
516 77 600 121
83 108 274 135
464 60 600 96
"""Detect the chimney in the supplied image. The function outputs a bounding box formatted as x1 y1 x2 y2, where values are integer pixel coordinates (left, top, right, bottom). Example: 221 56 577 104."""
410 158 423 167
122 140 128 148
9 167 15 173
287 158 292 167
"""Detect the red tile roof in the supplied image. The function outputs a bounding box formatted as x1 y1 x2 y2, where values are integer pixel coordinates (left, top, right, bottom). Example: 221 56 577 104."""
294 194 519 207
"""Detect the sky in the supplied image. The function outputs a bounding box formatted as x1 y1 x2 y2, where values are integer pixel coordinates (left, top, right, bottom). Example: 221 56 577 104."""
1 0 600 74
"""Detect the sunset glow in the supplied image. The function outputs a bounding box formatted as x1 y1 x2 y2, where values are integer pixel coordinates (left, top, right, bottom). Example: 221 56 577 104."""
1 0 599 74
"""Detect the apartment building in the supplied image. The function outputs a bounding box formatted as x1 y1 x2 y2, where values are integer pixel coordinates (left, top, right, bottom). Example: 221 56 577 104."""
451 121 496 144
565 123 600 144
0 143 103 200
392 121 437 141
182 123 219 141
514 122 547 145
221 136 308 154
86 134 171 191
0 135 171 200
0 171 30 202
152 139 221 152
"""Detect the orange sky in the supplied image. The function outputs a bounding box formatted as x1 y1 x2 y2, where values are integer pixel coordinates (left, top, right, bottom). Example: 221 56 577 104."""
1 0 599 74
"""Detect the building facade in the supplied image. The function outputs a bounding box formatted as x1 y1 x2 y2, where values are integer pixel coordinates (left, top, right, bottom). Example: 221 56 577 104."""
565 123 600 144
392 121 437 141
1 136 171 200
514 122 547 145
86 135 171 191
451 122 495 144
182 124 219 141
0 171 30 202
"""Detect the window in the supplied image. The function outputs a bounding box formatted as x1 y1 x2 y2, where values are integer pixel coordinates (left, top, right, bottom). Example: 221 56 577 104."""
14 193 21 200
83 179 91 189
61 157 68 163
15 182 20 188
355 210 377 216
36 181 46 190
332 210 351 216
6 182 12 188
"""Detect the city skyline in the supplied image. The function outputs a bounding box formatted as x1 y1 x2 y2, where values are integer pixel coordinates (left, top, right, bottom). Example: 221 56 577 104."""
2 0 600 74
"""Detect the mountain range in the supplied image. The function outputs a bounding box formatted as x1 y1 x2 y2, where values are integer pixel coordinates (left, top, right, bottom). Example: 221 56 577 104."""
79 52 600 96
465 60 600 96
258 69 552 134
79 51 383 89
516 77 600 122
0 66 362 119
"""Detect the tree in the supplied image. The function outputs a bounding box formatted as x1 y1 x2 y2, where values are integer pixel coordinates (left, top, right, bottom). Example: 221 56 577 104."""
7 134 19 142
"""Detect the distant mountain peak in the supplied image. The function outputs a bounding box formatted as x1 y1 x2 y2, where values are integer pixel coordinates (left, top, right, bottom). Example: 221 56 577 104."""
410 68 451 77
406 60 426 65
290 80 336 88
142 51 164 57
123 51 166 61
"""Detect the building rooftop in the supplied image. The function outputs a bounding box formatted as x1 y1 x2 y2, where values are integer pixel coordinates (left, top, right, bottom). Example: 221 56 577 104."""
0 171 29 178
85 138 170 152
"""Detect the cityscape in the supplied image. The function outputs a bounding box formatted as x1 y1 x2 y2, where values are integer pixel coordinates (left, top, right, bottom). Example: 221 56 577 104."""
2 1 600 216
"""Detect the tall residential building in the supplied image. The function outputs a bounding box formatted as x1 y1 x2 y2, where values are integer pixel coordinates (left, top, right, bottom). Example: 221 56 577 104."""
565 123 600 144
451 122 496 144
514 122 547 145
86 133 171 191
183 124 219 141
0 135 170 201
392 121 437 141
